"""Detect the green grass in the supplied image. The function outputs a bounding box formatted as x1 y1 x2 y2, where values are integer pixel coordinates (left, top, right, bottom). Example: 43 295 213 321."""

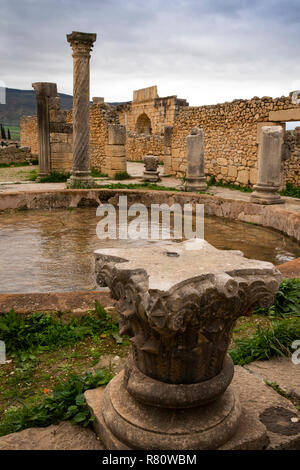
113 171 132 180
280 183 300 199
99 182 180 191
28 169 38 181
0 369 112 436
254 278 300 319
39 171 71 183
207 176 253 192
229 318 300 365
90 168 108 178
0 161 32 168
0 302 121 359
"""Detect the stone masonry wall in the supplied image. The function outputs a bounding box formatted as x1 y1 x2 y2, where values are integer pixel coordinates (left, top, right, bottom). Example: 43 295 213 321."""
126 132 164 161
0 145 33 165
171 94 300 186
20 116 38 156
49 96 73 172
90 103 120 173
283 128 300 185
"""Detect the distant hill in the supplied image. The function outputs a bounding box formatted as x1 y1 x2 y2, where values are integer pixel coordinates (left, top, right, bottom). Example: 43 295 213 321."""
0 88 73 126
0 88 127 126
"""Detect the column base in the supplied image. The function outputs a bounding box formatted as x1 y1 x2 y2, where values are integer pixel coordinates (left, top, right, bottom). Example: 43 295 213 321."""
66 172 95 189
250 184 284 205
85 370 267 450
142 171 160 183
184 177 207 192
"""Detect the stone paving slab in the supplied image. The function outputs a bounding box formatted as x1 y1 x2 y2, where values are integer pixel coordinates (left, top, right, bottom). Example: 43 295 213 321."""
245 358 300 399
232 366 300 450
0 421 104 450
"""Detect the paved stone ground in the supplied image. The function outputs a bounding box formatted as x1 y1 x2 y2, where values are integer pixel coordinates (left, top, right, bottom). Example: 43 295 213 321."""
0 421 104 450
244 358 300 399
1 161 299 214
0 165 38 183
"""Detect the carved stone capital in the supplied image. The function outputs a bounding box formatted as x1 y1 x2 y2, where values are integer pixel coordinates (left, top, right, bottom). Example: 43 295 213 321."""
93 239 281 449
67 31 96 57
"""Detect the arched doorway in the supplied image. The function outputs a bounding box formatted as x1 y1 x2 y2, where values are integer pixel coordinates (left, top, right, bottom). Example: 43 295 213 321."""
135 113 152 134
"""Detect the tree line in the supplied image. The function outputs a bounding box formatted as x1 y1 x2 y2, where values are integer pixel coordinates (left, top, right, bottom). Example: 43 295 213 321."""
0 124 11 140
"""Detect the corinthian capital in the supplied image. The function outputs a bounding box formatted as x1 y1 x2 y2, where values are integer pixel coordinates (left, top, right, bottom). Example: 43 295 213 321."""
67 31 97 57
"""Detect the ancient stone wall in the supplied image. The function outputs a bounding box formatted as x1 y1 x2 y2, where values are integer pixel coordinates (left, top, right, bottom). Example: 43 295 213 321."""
283 128 300 185
20 96 73 172
89 102 119 173
20 116 38 156
126 132 164 161
0 145 33 165
117 86 188 136
49 96 73 172
171 94 300 186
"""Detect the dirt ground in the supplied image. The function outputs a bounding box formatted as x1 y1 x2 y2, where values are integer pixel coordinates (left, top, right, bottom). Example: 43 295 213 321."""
0 165 37 183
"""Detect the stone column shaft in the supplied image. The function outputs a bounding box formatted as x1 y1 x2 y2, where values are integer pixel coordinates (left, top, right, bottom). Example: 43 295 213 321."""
163 126 173 175
67 31 96 186
184 127 207 191
32 82 57 178
251 126 284 204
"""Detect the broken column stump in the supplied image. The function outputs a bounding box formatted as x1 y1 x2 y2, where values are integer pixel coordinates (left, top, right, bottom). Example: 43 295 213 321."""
184 127 207 192
88 239 282 450
251 126 284 204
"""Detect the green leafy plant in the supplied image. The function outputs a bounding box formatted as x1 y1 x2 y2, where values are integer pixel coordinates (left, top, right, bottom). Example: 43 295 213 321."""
0 302 120 358
90 168 108 178
39 171 71 183
0 369 112 436
279 183 300 199
254 278 300 319
113 171 132 180
229 318 300 365
28 169 38 181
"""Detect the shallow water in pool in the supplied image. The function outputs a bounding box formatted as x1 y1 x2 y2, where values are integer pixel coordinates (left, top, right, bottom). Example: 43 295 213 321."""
0 208 299 293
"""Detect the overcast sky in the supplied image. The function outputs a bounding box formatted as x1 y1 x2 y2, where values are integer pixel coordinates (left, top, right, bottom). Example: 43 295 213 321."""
1 0 300 106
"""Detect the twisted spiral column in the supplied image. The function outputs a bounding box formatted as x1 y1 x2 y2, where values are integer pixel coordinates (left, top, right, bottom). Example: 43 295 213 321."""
67 32 96 186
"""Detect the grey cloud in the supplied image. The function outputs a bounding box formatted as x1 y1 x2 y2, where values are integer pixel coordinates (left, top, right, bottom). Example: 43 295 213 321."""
1 0 300 105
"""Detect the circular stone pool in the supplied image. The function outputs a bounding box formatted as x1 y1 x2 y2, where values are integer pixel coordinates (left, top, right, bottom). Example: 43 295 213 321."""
0 208 299 293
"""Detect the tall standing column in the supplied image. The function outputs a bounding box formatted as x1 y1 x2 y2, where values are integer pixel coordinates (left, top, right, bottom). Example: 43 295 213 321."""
67 31 96 187
251 126 284 204
32 82 57 178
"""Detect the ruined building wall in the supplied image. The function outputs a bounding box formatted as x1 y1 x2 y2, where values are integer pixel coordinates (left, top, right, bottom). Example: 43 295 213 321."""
126 133 164 161
20 116 38 156
49 97 73 172
117 86 189 161
171 95 300 186
283 128 300 186
89 102 120 172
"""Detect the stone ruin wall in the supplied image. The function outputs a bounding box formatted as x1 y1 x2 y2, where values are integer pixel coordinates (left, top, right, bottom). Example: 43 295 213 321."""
20 99 119 174
20 86 300 186
20 116 38 156
171 94 300 186
48 97 73 172
89 101 120 173
0 145 33 165
116 86 188 161
126 133 164 161
283 128 300 186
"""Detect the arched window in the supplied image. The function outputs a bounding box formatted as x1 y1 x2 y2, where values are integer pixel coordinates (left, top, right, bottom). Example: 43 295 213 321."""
136 113 152 134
